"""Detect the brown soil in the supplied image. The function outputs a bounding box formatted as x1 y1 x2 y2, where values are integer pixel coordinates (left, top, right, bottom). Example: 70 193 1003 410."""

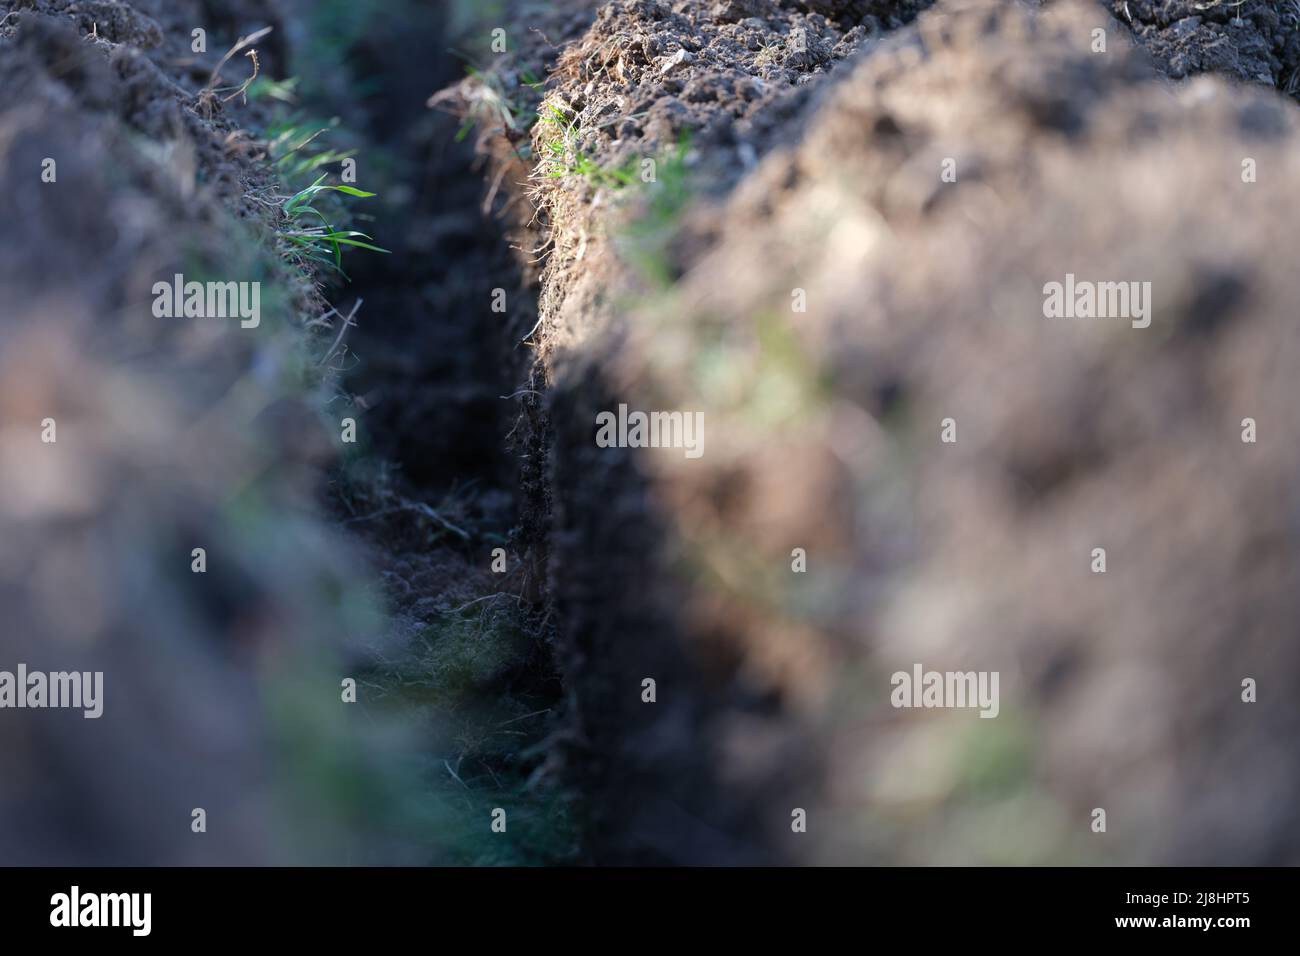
0 0 346 864
451 0 1300 863
0 0 569 865
1102 0 1300 94
5 0 1300 868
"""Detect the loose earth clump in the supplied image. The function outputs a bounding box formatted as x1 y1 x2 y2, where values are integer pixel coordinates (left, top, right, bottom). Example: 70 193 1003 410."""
1105 0 1300 95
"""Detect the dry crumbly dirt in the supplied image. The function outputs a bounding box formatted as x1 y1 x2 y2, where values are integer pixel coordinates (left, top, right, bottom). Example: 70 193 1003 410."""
1099 0 1300 93
449 0 1300 863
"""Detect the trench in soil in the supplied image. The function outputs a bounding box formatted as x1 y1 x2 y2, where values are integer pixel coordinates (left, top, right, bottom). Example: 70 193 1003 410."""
291 8 574 865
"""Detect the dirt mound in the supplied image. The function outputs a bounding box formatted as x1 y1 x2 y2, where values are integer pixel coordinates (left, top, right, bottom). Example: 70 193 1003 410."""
0 0 414 864
450 0 1300 863
655 0 1300 865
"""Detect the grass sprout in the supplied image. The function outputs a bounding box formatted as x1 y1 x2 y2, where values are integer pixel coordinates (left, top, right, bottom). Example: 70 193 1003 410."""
536 103 640 189
281 174 389 276
266 115 359 183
